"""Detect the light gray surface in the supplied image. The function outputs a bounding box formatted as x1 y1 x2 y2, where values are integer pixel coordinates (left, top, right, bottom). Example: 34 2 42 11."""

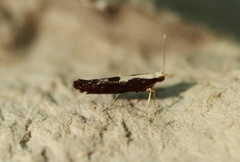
1 1 240 162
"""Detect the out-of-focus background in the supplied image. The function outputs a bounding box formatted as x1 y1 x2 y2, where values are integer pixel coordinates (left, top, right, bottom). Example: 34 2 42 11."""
1 0 240 162
156 0 240 38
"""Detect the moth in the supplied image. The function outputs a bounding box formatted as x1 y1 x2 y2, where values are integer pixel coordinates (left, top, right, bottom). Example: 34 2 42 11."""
73 35 167 112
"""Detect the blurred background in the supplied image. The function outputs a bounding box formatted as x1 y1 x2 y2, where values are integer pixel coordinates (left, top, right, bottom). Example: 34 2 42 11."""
156 0 240 38
1 0 239 64
0 0 239 92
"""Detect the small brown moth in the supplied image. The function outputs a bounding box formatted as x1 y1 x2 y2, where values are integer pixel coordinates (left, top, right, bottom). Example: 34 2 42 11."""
73 35 167 113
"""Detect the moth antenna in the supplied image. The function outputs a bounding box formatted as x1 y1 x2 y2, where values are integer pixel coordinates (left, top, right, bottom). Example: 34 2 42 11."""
162 34 167 74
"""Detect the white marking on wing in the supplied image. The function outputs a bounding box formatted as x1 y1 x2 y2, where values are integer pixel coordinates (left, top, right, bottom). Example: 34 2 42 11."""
119 71 163 82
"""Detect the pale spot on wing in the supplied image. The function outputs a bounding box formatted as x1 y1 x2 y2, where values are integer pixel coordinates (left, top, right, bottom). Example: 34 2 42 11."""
119 71 163 82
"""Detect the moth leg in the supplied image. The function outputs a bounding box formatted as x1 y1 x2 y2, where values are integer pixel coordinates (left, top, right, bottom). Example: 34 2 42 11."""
102 94 120 112
147 88 156 115
113 94 120 103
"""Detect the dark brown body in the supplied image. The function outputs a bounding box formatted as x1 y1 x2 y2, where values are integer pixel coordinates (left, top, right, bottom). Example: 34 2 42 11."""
73 75 165 94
